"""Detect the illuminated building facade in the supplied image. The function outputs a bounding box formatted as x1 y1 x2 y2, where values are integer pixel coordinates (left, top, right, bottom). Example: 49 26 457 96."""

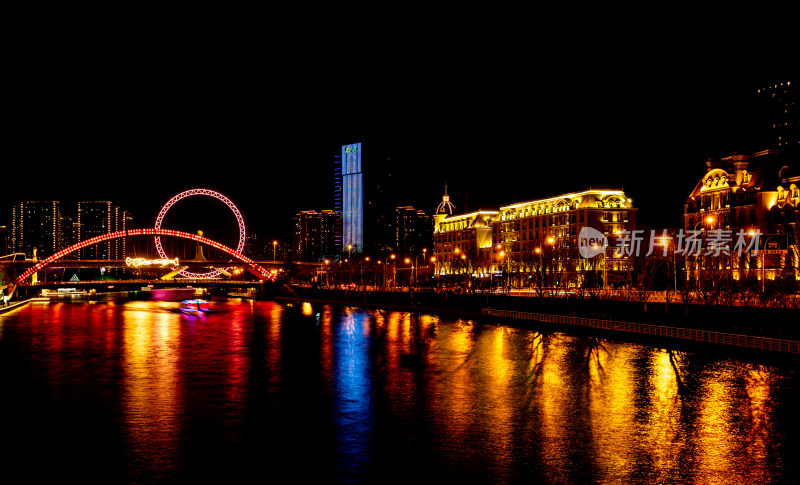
493 189 636 286
334 142 364 253
395 206 433 258
78 201 131 260
11 201 63 259
433 188 637 287
433 210 499 276
293 210 337 262
684 148 799 281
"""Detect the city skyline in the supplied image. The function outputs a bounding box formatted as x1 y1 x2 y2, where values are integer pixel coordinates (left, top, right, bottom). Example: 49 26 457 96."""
3 73 794 248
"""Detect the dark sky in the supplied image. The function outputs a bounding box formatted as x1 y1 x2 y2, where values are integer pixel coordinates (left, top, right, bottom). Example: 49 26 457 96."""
2 34 793 246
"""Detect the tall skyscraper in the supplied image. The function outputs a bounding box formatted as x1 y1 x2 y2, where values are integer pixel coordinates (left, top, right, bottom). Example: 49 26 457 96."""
395 206 417 257
11 201 63 259
756 81 798 151
293 210 337 262
0 225 9 255
334 142 364 253
395 206 434 258
77 201 132 260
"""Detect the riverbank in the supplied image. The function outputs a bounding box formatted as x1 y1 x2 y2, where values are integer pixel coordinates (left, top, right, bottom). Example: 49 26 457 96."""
0 297 49 314
273 286 800 357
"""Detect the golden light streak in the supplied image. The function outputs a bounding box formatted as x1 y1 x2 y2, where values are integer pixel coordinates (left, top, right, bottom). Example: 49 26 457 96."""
125 257 179 268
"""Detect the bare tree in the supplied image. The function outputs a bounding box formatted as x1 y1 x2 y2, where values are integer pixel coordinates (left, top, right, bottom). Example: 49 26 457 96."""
530 246 555 298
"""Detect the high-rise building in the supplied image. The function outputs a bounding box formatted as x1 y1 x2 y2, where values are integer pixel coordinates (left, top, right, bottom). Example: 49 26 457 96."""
121 210 133 259
78 201 130 260
0 225 10 256
755 81 798 151
334 142 364 253
395 206 433 258
293 210 337 262
415 209 433 256
11 201 63 259
395 206 417 257
61 216 78 260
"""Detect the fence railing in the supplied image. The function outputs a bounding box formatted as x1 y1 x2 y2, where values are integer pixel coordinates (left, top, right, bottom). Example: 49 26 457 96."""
482 308 800 354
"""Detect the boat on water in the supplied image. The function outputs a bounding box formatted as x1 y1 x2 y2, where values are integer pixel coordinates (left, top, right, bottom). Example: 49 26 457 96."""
180 299 211 314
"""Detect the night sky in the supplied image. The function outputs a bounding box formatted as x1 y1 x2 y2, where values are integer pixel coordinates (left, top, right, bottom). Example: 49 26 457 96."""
2 36 793 247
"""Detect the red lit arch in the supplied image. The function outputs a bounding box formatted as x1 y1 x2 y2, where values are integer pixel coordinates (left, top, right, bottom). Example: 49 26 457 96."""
14 229 272 285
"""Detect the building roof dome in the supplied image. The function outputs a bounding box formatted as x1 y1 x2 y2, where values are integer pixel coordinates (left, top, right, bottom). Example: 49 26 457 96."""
436 183 455 215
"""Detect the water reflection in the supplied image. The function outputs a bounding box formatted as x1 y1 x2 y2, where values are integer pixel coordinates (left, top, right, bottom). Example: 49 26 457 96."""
122 302 182 481
0 300 797 484
330 307 374 482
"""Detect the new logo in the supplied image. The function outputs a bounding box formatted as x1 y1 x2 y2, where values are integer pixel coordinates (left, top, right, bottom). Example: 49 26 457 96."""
578 227 607 258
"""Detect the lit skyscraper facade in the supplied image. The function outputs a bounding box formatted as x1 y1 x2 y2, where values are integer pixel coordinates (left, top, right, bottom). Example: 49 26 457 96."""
11 201 63 259
78 201 131 260
395 206 433 258
293 210 337 262
335 142 364 253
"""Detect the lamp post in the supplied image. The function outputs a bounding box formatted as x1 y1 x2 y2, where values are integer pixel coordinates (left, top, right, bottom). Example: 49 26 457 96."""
499 250 506 292
345 244 353 286
384 254 395 288
273 240 278 262
661 237 677 295
414 249 427 288
592 243 606 290
693 216 714 289
362 255 369 288
495 244 504 291
547 237 555 292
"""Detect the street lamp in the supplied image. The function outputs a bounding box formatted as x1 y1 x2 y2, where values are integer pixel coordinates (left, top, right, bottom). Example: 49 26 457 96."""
593 243 606 290
384 254 395 288
661 237 677 294
547 237 555 291
273 240 278 262
499 250 507 291
693 216 714 287
414 249 428 288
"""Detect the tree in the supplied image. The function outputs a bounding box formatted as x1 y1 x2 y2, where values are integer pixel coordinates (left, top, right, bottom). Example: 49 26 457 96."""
530 246 555 297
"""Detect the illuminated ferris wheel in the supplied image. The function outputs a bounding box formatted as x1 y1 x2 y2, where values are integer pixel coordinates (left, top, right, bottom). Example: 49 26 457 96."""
154 189 246 278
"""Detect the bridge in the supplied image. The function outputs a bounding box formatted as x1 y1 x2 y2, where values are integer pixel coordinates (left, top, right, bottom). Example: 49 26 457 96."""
0 229 324 299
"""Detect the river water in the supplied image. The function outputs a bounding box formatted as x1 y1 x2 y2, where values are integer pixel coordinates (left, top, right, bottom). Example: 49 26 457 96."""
0 299 798 484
